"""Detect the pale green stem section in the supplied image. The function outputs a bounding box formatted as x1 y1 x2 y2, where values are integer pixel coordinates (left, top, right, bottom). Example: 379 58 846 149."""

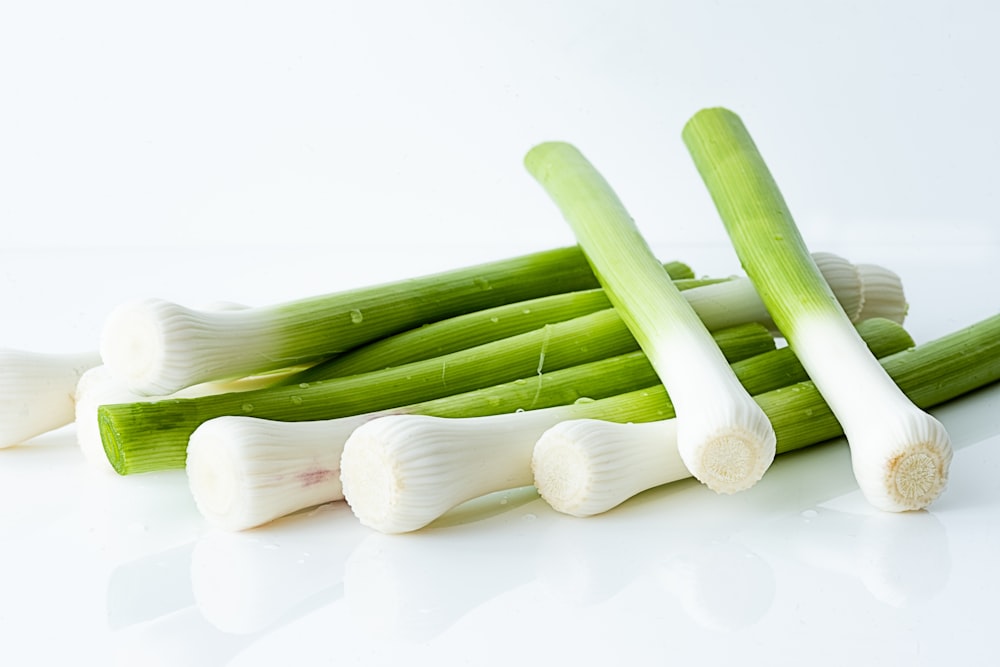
524 141 776 493
682 106 952 511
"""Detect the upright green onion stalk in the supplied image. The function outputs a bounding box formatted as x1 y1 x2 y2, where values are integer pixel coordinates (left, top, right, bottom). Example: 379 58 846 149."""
99 247 674 396
682 107 951 511
524 142 776 494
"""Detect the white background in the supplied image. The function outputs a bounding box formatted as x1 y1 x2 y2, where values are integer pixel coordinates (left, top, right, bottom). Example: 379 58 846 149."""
1 1 999 665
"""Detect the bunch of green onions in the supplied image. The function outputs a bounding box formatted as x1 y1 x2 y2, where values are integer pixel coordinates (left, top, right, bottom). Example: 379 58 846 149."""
4 106 994 536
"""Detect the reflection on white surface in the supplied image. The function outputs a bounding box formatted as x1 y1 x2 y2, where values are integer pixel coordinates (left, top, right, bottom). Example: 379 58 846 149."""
0 380 997 665
79 464 203 563
533 516 655 606
106 542 195 629
343 519 542 642
654 540 776 631
189 504 361 635
112 607 257 667
789 507 951 607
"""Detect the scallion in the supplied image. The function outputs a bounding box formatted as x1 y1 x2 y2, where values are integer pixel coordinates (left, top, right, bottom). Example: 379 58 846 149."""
682 107 952 511
99 246 673 396
524 141 776 493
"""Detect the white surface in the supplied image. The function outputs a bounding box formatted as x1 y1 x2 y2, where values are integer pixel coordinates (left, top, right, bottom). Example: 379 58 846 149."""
2 1 1000 665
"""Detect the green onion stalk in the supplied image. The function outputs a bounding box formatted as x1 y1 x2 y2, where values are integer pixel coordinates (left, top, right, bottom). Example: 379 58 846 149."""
682 107 953 511
99 246 693 396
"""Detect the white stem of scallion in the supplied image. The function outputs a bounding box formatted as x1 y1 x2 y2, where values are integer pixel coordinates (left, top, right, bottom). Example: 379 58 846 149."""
186 416 358 531
186 320 776 531
191 317 925 532
339 318 912 533
339 410 574 534
524 141 776 494
0 348 101 449
98 247 618 396
532 418 688 517
682 107 952 511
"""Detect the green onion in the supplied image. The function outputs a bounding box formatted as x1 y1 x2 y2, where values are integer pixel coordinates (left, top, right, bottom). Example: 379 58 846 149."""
524 141 776 493
0 348 101 448
99 246 687 397
289 251 902 383
101 312 774 475
534 313 1000 517
286 275 719 383
682 107 951 511
338 318 911 533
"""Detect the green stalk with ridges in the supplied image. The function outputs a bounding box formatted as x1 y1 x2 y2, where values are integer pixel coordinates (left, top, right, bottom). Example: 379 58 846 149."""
289 247 902 383
682 107 952 511
289 275 718 383
524 141 776 494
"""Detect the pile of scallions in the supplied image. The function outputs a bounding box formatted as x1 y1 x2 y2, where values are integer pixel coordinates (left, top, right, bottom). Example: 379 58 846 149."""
3 107 999 534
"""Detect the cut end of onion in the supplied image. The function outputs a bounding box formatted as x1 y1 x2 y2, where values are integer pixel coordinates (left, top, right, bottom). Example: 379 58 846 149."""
852 411 953 512
187 421 242 527
100 297 183 395
532 423 602 517
533 418 690 518
681 421 776 495
340 419 412 534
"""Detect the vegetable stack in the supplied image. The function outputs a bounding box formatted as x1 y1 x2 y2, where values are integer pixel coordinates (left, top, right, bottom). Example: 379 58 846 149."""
1 107 997 537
